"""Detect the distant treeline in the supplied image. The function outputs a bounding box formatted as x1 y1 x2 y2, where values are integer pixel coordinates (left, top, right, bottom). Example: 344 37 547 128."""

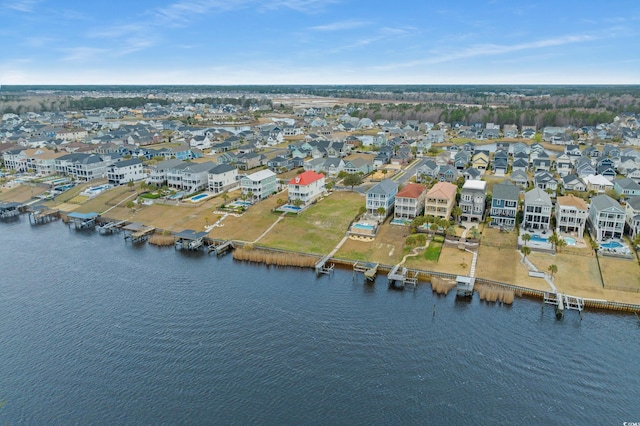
351 103 619 128
0 95 271 115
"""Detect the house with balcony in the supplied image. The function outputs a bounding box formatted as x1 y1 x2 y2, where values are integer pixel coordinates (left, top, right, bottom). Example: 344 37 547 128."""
625 196 640 239
522 187 552 231
588 194 625 242
241 169 277 202
489 182 520 230
613 177 640 198
366 179 398 218
459 180 486 222
207 164 238 194
147 158 184 187
394 183 426 220
424 181 457 220
107 158 145 185
562 174 587 192
556 194 588 236
287 170 325 205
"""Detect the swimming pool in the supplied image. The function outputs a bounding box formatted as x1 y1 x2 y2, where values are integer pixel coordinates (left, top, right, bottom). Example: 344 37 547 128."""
353 223 375 231
230 200 251 208
87 184 111 193
190 193 210 202
281 204 302 211
601 241 623 249
529 234 548 243
564 237 577 246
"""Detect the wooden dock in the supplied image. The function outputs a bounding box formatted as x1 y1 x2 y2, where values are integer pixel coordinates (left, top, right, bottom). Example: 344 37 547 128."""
0 202 22 219
97 220 126 234
28 207 60 225
387 264 417 289
123 222 156 243
67 212 100 230
315 254 335 275
544 292 584 320
207 240 234 256
174 230 208 251
455 276 475 298
353 262 378 281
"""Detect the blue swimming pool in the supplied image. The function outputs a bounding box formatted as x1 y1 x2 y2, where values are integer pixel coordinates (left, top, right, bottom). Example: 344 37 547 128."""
564 237 577 246
530 234 548 243
353 223 375 231
601 241 623 249
281 205 302 211
190 193 210 201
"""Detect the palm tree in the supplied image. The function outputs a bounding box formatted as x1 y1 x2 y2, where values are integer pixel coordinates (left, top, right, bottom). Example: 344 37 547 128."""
520 245 531 262
548 231 560 250
376 206 386 220
451 206 462 223
222 192 229 205
429 222 439 234
469 226 480 240
522 233 531 246
548 264 558 279
555 238 567 253
633 234 640 251
589 239 599 255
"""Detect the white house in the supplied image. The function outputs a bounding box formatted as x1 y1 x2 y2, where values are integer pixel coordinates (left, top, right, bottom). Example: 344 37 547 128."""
522 187 552 230
588 194 625 242
556 194 588 236
207 164 238 194
241 169 277 201
287 170 326 205
107 158 145 185
394 183 426 220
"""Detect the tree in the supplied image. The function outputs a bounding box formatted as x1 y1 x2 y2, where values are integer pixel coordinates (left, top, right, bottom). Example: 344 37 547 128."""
469 226 480 240
589 238 599 254
520 245 531 261
633 234 640 251
376 207 386 219
522 233 531 246
222 192 229 204
429 222 439 233
451 206 462 223
343 173 363 191
292 198 304 207
548 231 560 250
555 238 567 253
548 264 558 279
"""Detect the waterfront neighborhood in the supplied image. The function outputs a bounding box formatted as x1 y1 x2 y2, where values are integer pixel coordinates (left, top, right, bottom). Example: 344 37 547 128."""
2 88 640 309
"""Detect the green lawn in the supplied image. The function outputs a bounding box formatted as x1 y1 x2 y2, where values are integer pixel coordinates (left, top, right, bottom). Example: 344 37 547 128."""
424 241 443 261
258 191 364 254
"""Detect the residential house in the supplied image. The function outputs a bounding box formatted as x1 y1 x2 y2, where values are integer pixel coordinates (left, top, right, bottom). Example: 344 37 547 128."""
366 179 398 218
435 151 452 166
596 163 616 182
424 182 457 220
343 157 373 175
614 177 640 198
532 151 551 172
437 164 458 183
513 142 528 156
556 194 588 236
511 157 529 173
147 158 184 186
107 158 145 185
459 180 487 222
303 157 325 173
394 183 427 220
522 187 552 231
628 168 640 184
287 170 326 205
583 174 614 193
555 153 573 177
236 152 265 170
241 169 278 201
462 167 482 181
267 156 294 173
503 124 518 138
562 174 587 192
169 161 215 192
323 157 345 178
207 164 238 194
472 151 490 172
510 169 529 189
534 171 558 193
625 196 640 239
493 156 508 176
453 151 471 170
588 194 625 242
489 183 520 230
416 160 438 182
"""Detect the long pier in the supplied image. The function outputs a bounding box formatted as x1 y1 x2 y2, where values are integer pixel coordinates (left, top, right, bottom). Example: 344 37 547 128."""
29 207 60 225
97 220 126 234
544 292 584 319
123 222 156 243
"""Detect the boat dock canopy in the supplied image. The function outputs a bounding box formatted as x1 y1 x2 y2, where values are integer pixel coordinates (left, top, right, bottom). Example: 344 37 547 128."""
67 212 99 220
175 230 208 240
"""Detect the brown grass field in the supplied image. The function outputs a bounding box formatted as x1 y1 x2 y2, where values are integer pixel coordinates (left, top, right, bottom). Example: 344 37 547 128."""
405 244 475 276
336 220 408 264
0 183 48 202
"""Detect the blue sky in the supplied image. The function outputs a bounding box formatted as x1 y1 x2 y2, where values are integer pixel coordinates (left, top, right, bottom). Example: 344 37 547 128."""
1 0 639 84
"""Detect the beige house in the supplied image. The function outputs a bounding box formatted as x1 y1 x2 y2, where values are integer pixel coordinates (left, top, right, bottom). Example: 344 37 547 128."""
555 194 588 236
424 182 457 219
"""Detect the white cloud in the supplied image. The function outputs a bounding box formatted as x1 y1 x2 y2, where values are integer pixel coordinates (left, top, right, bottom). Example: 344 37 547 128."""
2 0 40 13
310 19 371 31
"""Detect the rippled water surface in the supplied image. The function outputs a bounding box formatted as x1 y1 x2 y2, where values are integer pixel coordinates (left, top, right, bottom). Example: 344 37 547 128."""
1 218 639 424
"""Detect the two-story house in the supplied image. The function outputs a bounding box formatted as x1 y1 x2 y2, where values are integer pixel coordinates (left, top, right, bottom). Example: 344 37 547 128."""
556 194 588 236
241 169 278 201
424 182 457 220
107 158 145 185
287 170 326 205
490 183 520 230
394 183 427 220
207 164 239 194
366 179 398 218
459 180 487 222
522 187 552 231
588 194 625 242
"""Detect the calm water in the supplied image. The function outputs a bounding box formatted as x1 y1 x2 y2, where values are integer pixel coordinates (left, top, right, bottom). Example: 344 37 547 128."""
1 218 639 425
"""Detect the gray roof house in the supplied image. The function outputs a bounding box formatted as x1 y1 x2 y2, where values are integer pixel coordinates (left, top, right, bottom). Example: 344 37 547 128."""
588 194 625 242
366 179 399 218
614 177 640 198
523 187 552 231
489 183 520 230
